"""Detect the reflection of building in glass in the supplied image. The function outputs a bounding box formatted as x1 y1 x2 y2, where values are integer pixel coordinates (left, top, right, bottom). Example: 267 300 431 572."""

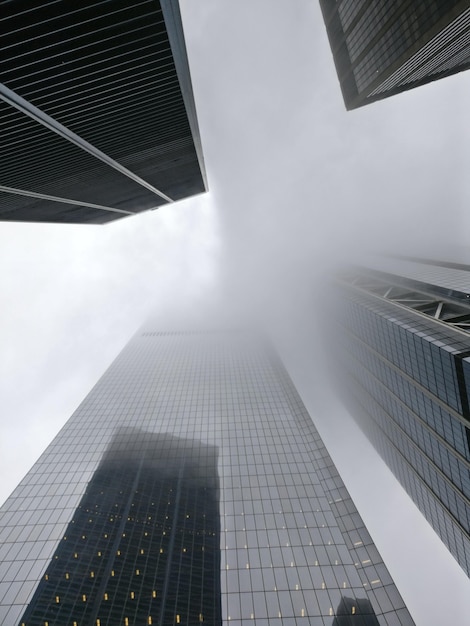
319 1 470 109
0 328 415 624
333 596 380 626
19 431 220 626
333 256 470 576
0 1 206 224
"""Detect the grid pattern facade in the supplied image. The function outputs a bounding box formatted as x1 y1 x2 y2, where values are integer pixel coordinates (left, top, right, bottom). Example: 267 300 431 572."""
0 329 414 625
319 0 470 109
19 432 221 626
0 0 206 223
333 273 470 575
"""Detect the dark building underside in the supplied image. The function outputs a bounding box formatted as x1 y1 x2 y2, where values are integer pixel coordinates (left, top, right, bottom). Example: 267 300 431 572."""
0 0 206 224
320 0 470 109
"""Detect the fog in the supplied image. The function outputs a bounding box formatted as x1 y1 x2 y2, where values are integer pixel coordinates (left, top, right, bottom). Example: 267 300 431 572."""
1 1 469 624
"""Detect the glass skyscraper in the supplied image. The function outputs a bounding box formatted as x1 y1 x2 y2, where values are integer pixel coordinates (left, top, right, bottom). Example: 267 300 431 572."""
0 0 206 223
333 256 470 576
0 326 414 625
319 1 470 109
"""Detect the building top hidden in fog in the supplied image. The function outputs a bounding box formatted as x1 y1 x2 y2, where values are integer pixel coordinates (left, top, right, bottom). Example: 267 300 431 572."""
0 327 415 625
319 1 470 109
333 255 470 576
0 0 206 224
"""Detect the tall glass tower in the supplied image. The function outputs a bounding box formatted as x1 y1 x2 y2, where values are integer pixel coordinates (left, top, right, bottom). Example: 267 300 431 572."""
0 326 414 625
319 1 470 109
333 256 470 576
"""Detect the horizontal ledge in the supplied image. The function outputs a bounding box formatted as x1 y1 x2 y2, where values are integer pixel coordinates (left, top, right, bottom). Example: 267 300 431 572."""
0 184 135 215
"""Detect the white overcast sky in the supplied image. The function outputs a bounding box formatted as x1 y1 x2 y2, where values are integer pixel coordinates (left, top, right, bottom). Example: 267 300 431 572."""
1 2 469 624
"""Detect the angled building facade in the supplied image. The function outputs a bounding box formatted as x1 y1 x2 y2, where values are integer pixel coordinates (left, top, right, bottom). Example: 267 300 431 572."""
0 0 206 224
319 1 470 109
0 327 414 625
333 256 470 575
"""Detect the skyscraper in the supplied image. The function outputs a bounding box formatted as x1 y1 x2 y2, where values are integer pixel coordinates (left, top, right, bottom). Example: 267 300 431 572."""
319 1 470 109
0 326 414 625
0 0 206 224
332 256 470 576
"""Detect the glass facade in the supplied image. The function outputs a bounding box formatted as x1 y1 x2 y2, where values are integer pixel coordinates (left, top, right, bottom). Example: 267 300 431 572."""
319 0 470 109
333 258 470 576
0 328 414 625
19 431 221 626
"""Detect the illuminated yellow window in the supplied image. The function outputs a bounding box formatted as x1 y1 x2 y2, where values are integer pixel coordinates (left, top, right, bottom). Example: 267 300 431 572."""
176 615 181 624
65 572 70 580
45 622 49 626
160 548 164 554
90 571 95 578
98 551 102 557
352 606 356 615
141 549 145 555
97 620 101 626
104 593 109 601
111 570 115 577
117 550 121 556
152 590 157 598
300 609 305 617
74 553 78 559
136 569 140 576
130 591 135 599
55 596 60 603
44 574 49 580
82 594 87 602
148 617 153 625
125 618 129 626
199 613 204 622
